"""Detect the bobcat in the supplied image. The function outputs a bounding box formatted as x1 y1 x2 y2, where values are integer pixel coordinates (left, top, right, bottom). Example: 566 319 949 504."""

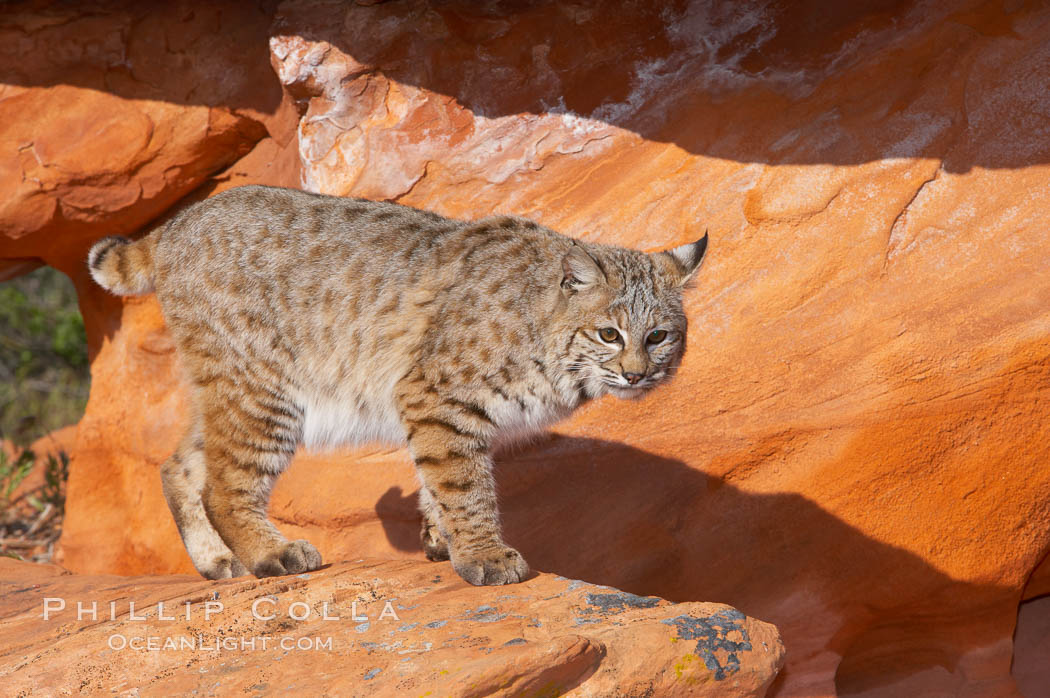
88 185 706 586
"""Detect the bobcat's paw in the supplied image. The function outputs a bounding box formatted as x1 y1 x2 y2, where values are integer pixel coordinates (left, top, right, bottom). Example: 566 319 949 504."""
421 524 450 562
452 545 530 586
199 555 248 580
252 539 323 577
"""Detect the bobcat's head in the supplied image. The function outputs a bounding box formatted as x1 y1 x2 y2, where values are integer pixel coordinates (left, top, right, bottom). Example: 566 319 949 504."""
557 235 707 399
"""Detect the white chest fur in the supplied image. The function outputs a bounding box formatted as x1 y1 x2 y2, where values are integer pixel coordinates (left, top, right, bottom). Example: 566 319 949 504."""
300 394 406 450
489 394 571 451
298 383 571 454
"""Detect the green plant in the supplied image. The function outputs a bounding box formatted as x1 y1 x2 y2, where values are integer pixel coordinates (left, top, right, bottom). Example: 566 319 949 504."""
0 448 36 510
26 450 69 513
0 266 90 445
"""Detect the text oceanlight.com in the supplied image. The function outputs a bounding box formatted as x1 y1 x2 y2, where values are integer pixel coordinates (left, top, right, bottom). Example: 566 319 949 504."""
107 634 334 652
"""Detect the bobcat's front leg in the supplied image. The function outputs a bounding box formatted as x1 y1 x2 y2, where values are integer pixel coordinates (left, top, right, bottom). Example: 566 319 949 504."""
397 373 529 586
412 447 527 585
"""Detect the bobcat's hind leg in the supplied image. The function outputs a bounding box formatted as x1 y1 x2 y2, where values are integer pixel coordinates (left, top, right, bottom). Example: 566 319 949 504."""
198 388 322 578
161 426 247 579
418 486 450 562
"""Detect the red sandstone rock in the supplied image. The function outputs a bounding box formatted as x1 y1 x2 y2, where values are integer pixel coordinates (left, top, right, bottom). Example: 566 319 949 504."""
0 1 288 272
2 0 1049 696
0 558 784 696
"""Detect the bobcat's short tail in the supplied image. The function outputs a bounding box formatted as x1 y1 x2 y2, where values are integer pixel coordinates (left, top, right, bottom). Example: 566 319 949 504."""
88 234 157 295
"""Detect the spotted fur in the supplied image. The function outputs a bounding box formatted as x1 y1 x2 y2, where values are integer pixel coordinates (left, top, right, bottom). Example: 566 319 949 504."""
88 185 707 586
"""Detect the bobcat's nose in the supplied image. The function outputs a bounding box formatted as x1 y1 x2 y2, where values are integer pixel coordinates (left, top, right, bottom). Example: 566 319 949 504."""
623 372 644 385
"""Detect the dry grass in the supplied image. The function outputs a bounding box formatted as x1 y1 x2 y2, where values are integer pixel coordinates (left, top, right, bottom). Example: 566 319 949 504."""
0 447 68 563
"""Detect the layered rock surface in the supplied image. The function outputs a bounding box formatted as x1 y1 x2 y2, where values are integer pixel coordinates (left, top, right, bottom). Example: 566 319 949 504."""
1 0 1049 696
0 557 784 696
0 1 297 271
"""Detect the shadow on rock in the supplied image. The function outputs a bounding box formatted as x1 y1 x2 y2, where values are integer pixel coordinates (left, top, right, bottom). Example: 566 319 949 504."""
375 434 1013 695
0 1 282 115
7 1 1048 172
272 0 1050 172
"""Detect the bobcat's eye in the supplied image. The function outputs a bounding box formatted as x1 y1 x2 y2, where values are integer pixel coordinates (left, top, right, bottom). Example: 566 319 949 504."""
598 327 621 343
647 329 668 345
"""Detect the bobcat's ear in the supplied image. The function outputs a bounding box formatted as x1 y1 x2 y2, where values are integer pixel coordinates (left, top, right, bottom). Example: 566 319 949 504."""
655 232 708 288
561 245 606 294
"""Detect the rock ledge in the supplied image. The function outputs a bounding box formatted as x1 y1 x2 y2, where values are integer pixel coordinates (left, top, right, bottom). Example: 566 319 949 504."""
0 558 783 697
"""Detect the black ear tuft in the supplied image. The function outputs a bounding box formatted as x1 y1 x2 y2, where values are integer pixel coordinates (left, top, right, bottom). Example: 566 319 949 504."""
663 232 708 287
